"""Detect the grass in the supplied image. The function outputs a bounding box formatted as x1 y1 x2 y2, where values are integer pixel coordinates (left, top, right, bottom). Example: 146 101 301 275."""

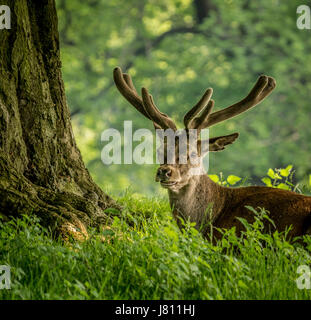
1 187 311 300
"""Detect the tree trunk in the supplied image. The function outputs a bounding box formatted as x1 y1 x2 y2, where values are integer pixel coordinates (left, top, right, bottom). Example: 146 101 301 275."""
0 0 117 238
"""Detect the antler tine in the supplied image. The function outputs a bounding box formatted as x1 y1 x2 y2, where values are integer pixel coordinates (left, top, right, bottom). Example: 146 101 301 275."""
204 75 276 128
113 67 151 120
192 99 215 131
123 73 137 92
148 94 169 130
184 88 213 129
114 67 177 130
123 72 162 122
142 88 177 130
149 94 170 119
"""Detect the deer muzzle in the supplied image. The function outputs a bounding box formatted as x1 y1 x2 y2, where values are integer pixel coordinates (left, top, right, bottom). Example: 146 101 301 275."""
155 166 174 182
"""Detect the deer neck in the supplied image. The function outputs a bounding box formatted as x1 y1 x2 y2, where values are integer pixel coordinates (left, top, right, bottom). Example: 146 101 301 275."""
167 174 229 225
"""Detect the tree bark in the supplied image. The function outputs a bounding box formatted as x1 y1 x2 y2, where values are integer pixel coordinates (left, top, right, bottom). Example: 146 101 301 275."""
0 0 117 238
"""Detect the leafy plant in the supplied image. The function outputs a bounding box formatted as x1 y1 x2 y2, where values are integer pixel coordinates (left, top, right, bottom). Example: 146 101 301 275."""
209 173 243 187
261 165 301 192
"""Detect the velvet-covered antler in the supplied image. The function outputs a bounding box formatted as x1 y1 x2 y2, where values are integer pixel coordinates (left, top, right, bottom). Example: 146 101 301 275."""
184 75 276 132
113 67 177 130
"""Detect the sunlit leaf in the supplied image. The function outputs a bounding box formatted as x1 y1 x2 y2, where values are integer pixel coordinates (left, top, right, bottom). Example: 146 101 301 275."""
261 177 272 187
280 165 293 177
227 175 242 185
209 174 219 183
267 168 281 180
276 183 290 190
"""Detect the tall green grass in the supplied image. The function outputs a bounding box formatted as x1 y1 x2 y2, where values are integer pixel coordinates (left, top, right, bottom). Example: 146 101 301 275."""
1 188 311 300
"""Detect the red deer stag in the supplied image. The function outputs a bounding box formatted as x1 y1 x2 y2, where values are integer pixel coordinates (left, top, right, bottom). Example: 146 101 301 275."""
113 66 311 239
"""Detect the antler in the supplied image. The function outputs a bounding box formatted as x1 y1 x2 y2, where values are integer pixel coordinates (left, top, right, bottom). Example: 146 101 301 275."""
113 67 177 130
184 75 276 131
183 88 213 129
114 67 276 133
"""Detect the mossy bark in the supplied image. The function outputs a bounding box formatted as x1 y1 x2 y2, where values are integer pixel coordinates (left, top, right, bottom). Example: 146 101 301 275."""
0 0 117 238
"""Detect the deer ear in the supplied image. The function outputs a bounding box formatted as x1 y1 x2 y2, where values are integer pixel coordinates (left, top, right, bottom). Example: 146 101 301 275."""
208 132 239 152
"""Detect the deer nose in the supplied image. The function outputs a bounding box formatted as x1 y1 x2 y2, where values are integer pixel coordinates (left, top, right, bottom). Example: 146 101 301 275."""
157 167 172 180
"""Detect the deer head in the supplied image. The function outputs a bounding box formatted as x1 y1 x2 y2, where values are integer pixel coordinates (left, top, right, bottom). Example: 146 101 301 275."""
113 67 276 191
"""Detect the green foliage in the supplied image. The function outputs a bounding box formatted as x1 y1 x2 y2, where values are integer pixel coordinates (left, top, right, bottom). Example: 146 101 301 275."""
56 0 311 194
209 172 243 187
1 186 311 300
227 175 242 185
261 165 299 191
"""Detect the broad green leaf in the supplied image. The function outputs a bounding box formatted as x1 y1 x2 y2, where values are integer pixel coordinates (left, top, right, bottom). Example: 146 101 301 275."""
209 174 219 183
309 175 311 186
267 168 275 179
280 165 293 177
276 183 290 190
267 168 281 180
227 175 242 185
261 177 272 187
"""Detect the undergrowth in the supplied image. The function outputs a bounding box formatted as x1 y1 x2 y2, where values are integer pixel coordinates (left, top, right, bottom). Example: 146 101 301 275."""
0 167 311 300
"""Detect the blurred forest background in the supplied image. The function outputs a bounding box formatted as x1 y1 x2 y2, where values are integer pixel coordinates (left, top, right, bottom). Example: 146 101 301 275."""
56 0 311 196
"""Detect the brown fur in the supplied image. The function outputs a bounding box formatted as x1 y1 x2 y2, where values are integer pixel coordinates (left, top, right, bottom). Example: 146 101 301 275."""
167 174 311 239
